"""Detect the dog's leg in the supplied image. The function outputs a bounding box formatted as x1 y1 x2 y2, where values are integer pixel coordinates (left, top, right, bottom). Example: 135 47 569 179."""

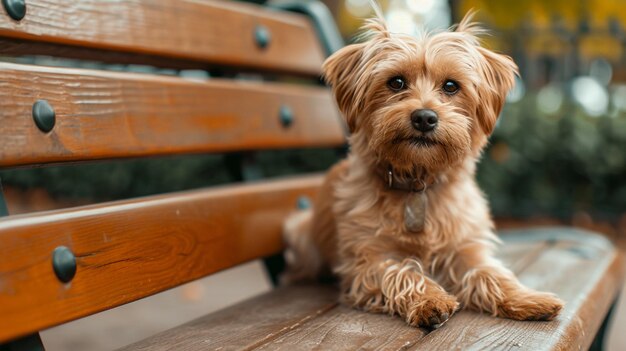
338 257 459 328
281 209 322 284
442 240 564 321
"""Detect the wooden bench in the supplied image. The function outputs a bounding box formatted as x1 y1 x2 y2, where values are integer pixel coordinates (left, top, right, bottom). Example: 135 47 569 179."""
0 1 623 350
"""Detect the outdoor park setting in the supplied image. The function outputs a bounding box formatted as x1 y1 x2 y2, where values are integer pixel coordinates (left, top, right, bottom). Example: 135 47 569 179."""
0 0 625 350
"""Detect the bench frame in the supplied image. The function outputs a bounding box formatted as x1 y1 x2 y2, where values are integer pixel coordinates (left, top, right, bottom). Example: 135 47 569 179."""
0 1 345 349
0 1 623 350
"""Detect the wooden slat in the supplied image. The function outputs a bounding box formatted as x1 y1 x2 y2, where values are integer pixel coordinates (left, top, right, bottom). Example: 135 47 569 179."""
249 236 550 351
410 228 624 351
117 229 547 351
254 303 427 350
248 239 547 351
118 285 339 351
119 229 623 351
498 240 550 273
0 0 325 75
0 174 323 343
0 63 345 168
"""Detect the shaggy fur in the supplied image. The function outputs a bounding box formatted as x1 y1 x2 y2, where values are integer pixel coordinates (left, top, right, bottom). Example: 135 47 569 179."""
283 12 564 328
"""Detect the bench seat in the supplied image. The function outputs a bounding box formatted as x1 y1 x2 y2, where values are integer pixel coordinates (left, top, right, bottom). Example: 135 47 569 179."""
0 1 623 350
118 228 624 351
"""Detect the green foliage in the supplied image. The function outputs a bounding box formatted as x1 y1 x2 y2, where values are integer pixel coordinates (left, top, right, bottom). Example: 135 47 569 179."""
0 149 340 202
477 93 626 219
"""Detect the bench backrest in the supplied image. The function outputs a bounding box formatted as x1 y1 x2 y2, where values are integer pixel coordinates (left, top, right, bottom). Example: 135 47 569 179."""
0 0 345 344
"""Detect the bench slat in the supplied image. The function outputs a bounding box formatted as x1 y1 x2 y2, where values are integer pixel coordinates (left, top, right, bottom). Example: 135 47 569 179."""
0 63 345 168
120 285 339 351
0 175 323 343
410 229 624 351
117 229 623 351
0 0 325 75
254 302 426 350
117 230 548 351
250 240 549 351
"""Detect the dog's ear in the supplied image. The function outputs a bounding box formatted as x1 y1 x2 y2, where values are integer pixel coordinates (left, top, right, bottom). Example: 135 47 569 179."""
322 43 365 132
323 18 389 132
474 48 517 135
456 11 518 135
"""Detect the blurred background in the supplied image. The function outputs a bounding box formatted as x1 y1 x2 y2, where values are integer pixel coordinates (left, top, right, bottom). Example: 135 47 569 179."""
1 0 625 350
4 0 626 236
325 0 626 237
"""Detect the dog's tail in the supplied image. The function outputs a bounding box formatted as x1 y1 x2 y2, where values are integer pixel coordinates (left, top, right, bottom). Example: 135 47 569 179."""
281 208 324 284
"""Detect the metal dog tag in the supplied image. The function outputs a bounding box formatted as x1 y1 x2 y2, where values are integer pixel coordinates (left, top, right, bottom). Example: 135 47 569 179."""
404 191 426 233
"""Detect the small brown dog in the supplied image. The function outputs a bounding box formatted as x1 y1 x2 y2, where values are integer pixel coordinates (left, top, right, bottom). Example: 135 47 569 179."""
283 12 564 328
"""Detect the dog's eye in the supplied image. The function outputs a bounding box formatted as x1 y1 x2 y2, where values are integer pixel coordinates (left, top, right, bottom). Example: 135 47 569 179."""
442 80 459 95
387 76 407 91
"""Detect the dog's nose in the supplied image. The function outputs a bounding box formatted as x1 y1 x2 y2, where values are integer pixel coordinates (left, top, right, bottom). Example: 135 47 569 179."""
411 109 438 132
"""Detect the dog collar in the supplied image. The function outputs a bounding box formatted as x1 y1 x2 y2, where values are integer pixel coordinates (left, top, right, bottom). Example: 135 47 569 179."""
385 168 436 193
383 168 437 233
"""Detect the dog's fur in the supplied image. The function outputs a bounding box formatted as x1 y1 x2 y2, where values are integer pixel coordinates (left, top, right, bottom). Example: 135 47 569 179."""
283 13 564 328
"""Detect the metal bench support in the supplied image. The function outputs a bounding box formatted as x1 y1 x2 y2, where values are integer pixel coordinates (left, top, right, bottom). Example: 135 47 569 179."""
272 1 345 56
589 297 618 351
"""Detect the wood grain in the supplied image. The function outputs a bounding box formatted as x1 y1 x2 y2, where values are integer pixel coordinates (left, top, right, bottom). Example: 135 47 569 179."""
409 228 624 351
0 63 345 168
116 229 550 351
118 229 623 351
0 175 323 343
248 240 544 351
253 304 427 351
118 285 340 351
0 0 325 75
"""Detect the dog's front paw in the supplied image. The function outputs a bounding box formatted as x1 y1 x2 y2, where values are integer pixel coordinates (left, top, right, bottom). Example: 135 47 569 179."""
498 290 564 321
406 292 459 328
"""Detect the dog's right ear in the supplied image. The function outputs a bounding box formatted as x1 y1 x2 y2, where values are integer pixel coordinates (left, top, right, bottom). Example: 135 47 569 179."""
322 43 365 133
455 10 518 135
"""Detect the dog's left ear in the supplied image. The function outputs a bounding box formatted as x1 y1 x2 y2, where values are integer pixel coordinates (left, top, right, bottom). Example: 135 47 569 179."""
455 12 518 135
474 47 518 135
322 42 365 132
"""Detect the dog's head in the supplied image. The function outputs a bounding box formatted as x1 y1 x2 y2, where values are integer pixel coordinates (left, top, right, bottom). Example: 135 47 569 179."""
323 12 518 176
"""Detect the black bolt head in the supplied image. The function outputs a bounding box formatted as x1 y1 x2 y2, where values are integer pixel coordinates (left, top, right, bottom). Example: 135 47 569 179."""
279 105 293 128
52 246 77 283
297 196 311 210
2 0 26 21
255 25 271 49
32 99 55 133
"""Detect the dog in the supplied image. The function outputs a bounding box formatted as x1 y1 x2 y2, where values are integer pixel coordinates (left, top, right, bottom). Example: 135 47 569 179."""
283 11 564 328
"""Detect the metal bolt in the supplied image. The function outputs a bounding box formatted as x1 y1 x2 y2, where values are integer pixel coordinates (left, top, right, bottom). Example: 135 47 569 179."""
254 25 271 49
279 105 293 128
52 246 76 283
2 0 26 21
297 196 311 210
32 99 55 133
